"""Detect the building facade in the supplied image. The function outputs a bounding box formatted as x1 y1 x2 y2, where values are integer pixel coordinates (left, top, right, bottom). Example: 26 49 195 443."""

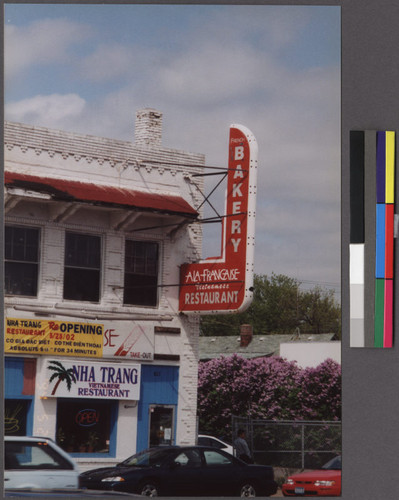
4 109 205 470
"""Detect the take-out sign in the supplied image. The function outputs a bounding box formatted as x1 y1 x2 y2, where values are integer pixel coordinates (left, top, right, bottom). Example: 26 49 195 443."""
179 124 258 314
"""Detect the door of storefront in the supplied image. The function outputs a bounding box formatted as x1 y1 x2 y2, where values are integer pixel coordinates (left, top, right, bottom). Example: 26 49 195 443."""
148 404 175 447
137 365 179 452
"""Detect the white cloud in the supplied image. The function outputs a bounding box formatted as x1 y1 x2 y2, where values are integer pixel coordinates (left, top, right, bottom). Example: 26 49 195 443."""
186 5 312 52
158 43 282 105
5 94 87 129
5 18 92 80
77 43 154 82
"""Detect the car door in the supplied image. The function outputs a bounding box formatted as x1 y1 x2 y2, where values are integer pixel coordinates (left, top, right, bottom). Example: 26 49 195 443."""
162 449 204 496
200 449 239 496
4 440 79 489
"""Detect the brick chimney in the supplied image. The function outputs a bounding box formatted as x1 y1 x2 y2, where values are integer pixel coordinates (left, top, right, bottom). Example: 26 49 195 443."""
240 324 253 347
135 108 163 148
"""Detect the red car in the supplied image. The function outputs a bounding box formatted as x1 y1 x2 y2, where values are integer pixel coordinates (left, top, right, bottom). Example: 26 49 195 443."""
282 455 341 496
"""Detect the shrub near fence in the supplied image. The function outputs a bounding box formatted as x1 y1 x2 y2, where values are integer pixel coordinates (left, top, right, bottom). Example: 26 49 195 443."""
232 416 341 469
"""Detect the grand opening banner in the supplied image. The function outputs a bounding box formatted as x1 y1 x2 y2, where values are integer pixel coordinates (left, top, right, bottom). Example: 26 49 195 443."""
5 316 154 360
179 124 258 314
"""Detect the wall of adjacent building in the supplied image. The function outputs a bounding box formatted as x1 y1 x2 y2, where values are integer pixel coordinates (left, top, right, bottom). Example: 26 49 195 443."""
280 341 341 368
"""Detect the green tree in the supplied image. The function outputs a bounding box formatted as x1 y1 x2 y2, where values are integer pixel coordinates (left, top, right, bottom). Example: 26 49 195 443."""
250 273 299 334
299 287 341 336
200 273 340 337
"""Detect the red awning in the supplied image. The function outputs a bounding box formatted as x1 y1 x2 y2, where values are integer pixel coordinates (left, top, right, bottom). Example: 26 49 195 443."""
4 171 198 218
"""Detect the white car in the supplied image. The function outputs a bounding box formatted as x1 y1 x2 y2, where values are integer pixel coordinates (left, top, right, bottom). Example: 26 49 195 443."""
4 436 80 490
197 434 234 455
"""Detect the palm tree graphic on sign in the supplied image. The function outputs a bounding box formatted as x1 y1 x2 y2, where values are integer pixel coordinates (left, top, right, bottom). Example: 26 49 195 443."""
48 360 77 396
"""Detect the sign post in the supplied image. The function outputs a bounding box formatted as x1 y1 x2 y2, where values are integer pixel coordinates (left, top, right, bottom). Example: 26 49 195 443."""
179 124 258 314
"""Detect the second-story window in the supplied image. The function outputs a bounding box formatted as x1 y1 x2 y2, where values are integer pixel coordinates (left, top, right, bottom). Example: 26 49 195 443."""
63 232 101 302
124 240 159 307
5 225 40 296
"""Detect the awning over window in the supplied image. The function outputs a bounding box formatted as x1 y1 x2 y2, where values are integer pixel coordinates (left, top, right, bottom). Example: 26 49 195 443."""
4 171 198 218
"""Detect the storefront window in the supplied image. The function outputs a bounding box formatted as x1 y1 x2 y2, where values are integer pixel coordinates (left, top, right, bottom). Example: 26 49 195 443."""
56 399 117 454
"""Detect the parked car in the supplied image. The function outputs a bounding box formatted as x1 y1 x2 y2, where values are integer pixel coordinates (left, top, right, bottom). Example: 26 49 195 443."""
197 434 234 455
282 455 341 497
80 445 278 497
4 436 80 490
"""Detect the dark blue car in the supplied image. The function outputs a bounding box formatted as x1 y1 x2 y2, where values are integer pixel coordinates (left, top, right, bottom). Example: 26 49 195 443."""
79 446 277 497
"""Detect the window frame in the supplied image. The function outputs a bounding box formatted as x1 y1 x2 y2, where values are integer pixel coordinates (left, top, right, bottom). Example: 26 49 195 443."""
63 231 102 303
123 239 160 307
4 224 41 297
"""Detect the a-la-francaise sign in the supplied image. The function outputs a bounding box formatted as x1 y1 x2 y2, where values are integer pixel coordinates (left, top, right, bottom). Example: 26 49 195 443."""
179 124 258 314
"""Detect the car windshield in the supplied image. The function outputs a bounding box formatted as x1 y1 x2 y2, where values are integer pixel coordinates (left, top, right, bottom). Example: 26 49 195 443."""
120 448 173 467
322 456 341 470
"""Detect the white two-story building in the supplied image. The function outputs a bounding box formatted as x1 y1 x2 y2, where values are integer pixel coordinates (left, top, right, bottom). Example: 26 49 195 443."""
4 108 205 470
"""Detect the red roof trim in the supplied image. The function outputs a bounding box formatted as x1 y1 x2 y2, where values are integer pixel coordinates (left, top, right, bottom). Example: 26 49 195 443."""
4 172 198 218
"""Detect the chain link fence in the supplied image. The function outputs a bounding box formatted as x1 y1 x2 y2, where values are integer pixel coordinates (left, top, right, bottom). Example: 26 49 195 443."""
232 416 341 469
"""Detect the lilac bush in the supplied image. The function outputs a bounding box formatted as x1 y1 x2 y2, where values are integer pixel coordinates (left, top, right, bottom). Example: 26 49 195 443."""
198 355 341 436
297 358 342 421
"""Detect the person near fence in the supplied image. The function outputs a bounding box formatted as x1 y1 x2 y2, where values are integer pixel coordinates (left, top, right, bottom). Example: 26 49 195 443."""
234 429 253 463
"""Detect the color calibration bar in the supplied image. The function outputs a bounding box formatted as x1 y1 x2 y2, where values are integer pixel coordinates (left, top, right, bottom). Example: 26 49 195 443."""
375 131 395 347
349 130 395 348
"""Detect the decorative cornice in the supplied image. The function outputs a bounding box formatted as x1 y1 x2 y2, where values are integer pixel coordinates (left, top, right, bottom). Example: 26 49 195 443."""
5 122 205 176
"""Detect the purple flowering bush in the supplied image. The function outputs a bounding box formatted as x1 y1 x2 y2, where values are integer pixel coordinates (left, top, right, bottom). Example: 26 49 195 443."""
198 355 341 436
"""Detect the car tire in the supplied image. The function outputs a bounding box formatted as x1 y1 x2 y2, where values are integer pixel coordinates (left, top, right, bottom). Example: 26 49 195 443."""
138 480 160 497
239 481 258 497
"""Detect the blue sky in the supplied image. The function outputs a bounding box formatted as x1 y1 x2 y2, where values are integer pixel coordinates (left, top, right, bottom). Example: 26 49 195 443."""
4 4 341 296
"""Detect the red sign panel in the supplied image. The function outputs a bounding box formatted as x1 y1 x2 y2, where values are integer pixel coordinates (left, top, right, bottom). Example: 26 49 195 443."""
179 124 258 314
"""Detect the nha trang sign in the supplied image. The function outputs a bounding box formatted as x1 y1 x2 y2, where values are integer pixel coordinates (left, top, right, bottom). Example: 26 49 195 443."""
43 359 141 400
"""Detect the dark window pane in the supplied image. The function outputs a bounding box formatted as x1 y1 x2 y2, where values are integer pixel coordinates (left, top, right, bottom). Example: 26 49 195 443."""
5 262 38 296
124 274 158 306
11 234 27 261
65 233 101 268
4 226 40 297
124 240 159 306
64 232 101 302
25 241 39 262
63 268 100 302
125 241 158 275
5 226 39 262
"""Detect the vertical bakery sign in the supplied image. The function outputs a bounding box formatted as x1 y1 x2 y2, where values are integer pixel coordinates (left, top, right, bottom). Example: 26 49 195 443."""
179 124 258 314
